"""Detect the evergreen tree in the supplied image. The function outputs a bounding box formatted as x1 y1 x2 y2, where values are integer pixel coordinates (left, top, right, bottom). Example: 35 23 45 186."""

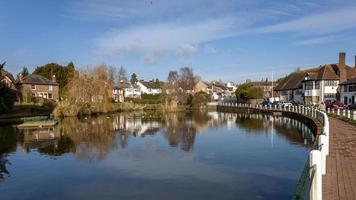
17 66 29 79
130 73 138 84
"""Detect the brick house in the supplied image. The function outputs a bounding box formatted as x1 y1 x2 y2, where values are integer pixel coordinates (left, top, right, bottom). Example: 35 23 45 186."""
16 74 59 102
0 66 16 89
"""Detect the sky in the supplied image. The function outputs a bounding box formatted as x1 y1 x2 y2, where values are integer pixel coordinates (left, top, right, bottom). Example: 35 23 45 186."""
1 0 356 83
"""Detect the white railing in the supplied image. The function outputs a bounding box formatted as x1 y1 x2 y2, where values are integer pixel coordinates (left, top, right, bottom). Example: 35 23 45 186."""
326 107 356 120
217 102 329 200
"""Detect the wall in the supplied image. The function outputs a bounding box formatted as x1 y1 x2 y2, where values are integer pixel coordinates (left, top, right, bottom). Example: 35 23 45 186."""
19 84 59 102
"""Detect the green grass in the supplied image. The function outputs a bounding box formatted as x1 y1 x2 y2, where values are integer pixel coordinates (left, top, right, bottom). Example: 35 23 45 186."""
328 113 356 126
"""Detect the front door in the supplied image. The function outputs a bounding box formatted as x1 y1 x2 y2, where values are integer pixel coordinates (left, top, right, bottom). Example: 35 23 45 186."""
352 96 355 104
344 97 348 105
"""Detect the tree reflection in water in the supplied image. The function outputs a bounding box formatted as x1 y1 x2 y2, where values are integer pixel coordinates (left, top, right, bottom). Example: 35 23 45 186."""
0 126 17 181
3 111 313 169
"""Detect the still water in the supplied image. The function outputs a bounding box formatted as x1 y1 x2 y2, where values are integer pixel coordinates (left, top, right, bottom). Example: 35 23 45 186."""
0 112 314 200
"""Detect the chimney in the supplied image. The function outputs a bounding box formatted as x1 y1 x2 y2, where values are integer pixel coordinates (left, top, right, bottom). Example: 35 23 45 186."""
52 75 56 83
339 52 347 83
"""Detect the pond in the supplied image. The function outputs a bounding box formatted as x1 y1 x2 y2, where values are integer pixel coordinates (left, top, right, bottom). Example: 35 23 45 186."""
0 111 314 200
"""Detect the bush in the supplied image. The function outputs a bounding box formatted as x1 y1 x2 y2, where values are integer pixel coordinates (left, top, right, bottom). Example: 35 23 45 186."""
141 93 162 100
125 97 164 104
235 83 263 103
191 92 209 108
0 86 17 112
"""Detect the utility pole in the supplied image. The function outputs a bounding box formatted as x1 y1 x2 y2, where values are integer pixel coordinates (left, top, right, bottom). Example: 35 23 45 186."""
271 72 274 101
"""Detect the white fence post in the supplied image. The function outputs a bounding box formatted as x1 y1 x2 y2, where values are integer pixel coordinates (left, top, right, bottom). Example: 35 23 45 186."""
310 150 322 200
318 135 327 175
348 110 351 119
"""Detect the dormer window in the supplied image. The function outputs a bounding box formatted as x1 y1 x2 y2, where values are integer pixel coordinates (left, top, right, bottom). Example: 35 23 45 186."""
31 84 36 90
304 74 309 81
49 85 53 91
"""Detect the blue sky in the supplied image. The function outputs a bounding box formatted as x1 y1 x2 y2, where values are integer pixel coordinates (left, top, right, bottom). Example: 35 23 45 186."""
1 0 356 83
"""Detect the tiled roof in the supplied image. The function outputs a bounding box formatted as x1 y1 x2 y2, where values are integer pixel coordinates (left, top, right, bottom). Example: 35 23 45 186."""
1 69 15 83
114 82 132 89
275 64 356 91
340 77 356 85
275 68 318 91
139 81 162 89
16 74 58 85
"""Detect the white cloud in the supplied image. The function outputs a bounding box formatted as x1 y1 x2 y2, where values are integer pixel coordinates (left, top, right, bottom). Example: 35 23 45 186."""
95 16 239 64
256 6 356 35
292 36 334 46
179 44 197 57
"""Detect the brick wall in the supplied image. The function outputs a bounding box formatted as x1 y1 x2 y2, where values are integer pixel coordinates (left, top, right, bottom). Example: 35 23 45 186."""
18 84 59 102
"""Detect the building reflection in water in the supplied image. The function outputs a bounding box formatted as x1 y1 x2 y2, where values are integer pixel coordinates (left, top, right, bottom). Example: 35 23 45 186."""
0 111 314 180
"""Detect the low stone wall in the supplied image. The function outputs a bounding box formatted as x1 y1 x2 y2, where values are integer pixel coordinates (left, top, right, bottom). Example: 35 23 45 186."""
217 105 322 137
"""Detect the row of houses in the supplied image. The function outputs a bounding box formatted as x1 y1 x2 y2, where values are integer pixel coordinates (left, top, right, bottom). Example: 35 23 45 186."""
0 66 59 102
274 52 356 105
112 79 238 103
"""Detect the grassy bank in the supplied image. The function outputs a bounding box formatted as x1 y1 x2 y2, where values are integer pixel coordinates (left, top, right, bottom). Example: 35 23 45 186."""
328 113 356 126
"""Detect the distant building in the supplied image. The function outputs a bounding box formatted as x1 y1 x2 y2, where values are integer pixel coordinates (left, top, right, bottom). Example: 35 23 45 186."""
194 80 209 93
16 74 59 102
247 79 275 99
137 81 162 95
339 78 356 105
0 68 15 89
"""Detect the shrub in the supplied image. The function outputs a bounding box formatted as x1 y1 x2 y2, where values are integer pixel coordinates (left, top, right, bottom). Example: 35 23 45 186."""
0 86 17 112
191 92 209 108
235 83 263 103
141 93 162 100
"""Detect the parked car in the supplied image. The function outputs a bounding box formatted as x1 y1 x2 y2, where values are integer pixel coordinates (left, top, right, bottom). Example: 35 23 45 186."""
281 102 293 107
347 103 356 110
262 100 271 107
326 102 346 109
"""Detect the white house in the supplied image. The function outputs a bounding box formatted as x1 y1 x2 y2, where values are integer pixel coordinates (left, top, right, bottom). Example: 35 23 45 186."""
275 52 356 105
137 81 162 95
340 78 356 105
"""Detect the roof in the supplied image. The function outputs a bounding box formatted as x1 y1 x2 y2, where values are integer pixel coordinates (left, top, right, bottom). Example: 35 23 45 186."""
139 81 162 89
114 82 132 89
340 77 356 85
16 74 58 86
0 69 15 83
275 68 320 91
275 64 356 91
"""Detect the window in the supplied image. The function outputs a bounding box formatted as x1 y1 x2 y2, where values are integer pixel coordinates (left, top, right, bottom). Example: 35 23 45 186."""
31 84 36 90
48 93 52 99
325 80 338 86
315 81 320 89
324 93 336 98
305 81 313 90
49 85 53 91
32 93 36 97
349 84 356 92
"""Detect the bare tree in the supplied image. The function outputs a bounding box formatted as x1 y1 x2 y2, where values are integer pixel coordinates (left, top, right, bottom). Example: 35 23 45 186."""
118 66 127 83
179 67 195 91
167 70 178 84
108 66 116 85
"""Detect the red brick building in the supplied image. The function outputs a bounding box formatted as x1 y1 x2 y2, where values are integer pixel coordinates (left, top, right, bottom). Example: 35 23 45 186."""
16 74 59 102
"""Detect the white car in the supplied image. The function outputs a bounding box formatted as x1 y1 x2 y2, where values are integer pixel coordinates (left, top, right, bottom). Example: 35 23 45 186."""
281 102 293 107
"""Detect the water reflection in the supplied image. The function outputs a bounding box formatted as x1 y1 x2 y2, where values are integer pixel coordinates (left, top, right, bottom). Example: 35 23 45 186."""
0 111 314 184
0 126 17 181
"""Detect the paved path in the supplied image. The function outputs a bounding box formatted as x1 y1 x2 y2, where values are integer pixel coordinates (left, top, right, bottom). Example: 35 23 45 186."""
323 117 356 200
